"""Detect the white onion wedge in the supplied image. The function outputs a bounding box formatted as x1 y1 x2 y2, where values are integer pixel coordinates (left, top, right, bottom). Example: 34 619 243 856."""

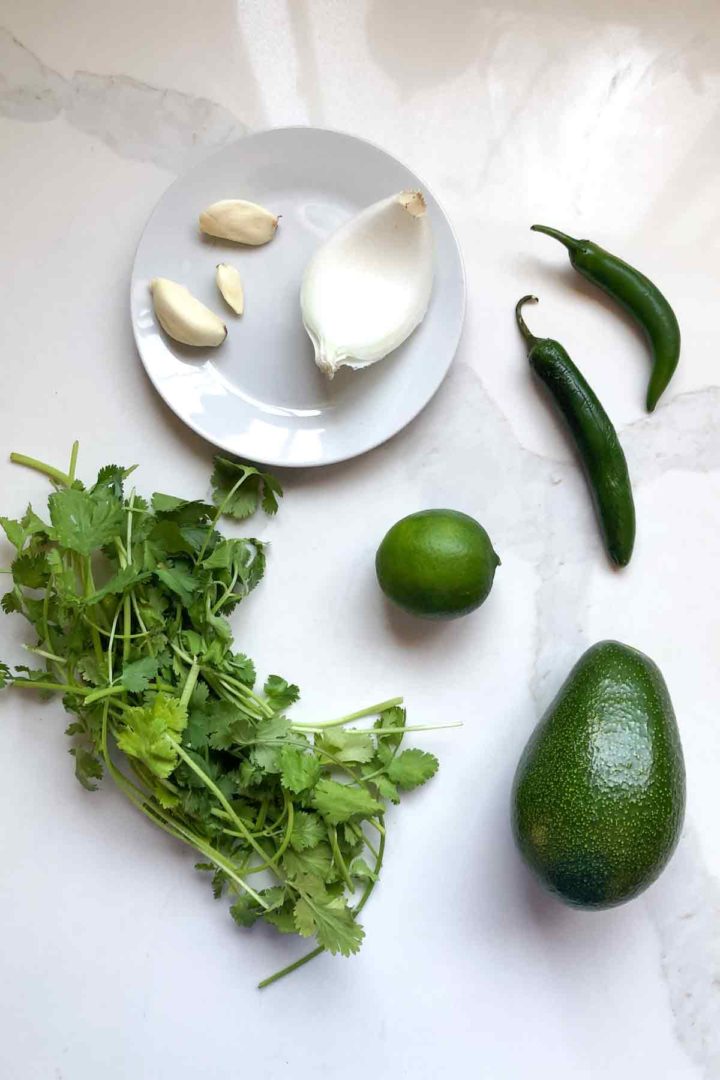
300 190 433 378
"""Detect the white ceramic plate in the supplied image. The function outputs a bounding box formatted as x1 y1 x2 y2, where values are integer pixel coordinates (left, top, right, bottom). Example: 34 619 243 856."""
131 127 465 468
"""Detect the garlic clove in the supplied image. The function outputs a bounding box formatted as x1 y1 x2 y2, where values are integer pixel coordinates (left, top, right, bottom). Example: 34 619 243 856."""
215 263 244 315
150 278 227 347
199 199 279 245
300 189 433 379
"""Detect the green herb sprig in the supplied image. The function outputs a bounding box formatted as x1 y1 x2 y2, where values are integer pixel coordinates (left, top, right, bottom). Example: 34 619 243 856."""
0 444 442 986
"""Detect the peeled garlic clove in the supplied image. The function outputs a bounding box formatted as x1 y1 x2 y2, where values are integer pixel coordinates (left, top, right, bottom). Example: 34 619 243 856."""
150 278 227 347
216 263 244 315
199 199 278 245
300 190 433 378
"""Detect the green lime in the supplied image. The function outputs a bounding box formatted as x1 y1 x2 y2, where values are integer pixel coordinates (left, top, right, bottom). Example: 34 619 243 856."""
375 509 500 620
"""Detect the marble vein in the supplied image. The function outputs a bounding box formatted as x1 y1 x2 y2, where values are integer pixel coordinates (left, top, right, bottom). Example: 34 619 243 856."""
647 826 720 1079
0 27 247 172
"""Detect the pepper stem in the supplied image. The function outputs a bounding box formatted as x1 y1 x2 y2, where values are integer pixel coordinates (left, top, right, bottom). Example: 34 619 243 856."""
530 224 580 252
515 295 540 347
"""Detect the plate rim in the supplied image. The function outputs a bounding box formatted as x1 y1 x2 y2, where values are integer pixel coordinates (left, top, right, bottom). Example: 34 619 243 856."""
130 125 466 469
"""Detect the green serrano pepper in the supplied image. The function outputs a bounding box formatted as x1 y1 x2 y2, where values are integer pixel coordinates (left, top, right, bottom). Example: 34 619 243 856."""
516 295 635 567
531 225 680 412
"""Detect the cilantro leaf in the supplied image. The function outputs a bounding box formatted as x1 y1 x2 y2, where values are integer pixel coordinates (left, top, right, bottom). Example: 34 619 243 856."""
184 707 210 752
289 811 326 851
76 654 104 686
1 591 21 615
349 857 378 882
93 464 136 498
70 747 103 791
312 779 383 825
205 702 254 751
0 516 25 549
260 473 283 516
280 747 322 793
371 774 400 805
11 551 49 588
0 506 50 550
155 562 199 605
0 661 11 689
317 729 375 764
283 843 333 881
264 675 300 711
22 506 51 537
374 705 407 753
201 539 239 570
223 653 255 688
151 495 215 524
147 520 196 557
231 886 285 928
387 748 439 790
230 895 264 928
117 693 188 778
86 565 150 603
151 493 189 514
264 903 297 935
211 456 284 520
293 894 365 956
120 656 159 693
48 488 124 555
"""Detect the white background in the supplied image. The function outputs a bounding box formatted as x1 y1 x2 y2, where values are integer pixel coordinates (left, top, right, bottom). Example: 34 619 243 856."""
0 2 719 1078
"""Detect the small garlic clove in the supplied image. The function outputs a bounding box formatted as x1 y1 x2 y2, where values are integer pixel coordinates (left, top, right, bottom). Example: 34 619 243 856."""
216 263 244 315
150 278 227 347
199 199 279 246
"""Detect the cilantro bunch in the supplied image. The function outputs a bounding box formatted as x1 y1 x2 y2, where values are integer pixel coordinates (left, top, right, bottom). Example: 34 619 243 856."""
0 444 439 987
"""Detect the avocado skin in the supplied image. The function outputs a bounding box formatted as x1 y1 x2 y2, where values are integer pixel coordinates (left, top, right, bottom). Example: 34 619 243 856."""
512 640 685 909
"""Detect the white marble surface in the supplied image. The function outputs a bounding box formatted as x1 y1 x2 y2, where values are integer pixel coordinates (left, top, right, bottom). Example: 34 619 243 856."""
1 2 719 1078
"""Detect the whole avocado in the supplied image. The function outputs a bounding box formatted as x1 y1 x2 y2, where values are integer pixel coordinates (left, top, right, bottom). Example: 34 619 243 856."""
512 640 685 909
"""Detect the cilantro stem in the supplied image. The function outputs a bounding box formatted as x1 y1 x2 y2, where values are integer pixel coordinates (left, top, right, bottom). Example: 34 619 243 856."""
84 685 131 706
81 611 150 641
292 697 404 730
211 568 240 615
168 737 277 899
216 794 295 876
68 441 79 485
204 671 267 721
82 558 104 668
40 586 64 682
353 825 379 862
295 722 463 736
11 679 91 695
179 660 200 710
255 797 269 830
100 710 268 907
257 946 324 990
329 827 354 892
355 827 385 914
106 604 121 682
122 493 135 665
9 451 71 488
23 645 65 664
